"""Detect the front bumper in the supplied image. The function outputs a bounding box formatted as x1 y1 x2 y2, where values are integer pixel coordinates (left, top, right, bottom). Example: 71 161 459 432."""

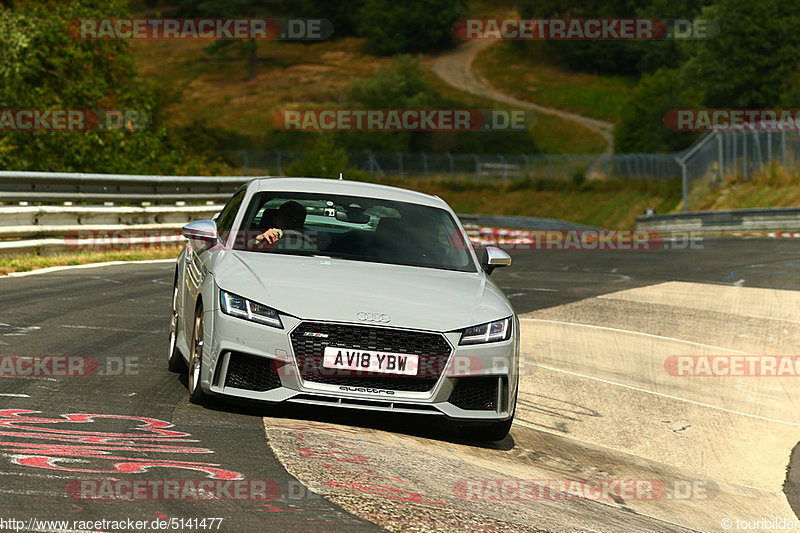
202 308 519 422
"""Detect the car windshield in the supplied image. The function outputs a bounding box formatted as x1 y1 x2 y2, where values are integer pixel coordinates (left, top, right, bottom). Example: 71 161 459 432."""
232 191 475 272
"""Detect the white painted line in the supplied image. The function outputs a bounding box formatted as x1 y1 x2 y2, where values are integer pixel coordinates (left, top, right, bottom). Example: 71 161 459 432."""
520 318 750 353
0 393 30 398
524 362 800 427
501 287 558 292
57 324 161 334
1 259 176 279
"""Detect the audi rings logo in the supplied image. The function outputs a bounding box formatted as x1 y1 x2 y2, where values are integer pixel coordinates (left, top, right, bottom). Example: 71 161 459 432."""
357 312 391 323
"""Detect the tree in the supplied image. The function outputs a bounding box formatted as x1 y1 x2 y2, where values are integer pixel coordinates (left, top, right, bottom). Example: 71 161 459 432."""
359 0 466 55
633 0 710 74
518 0 652 75
177 0 288 80
688 0 800 108
0 0 207 173
614 67 702 153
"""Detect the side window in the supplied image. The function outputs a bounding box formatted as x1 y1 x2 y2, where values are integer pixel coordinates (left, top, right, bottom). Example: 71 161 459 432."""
215 190 246 242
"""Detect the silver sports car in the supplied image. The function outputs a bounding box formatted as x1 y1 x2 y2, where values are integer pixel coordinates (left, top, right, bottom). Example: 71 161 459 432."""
168 177 519 440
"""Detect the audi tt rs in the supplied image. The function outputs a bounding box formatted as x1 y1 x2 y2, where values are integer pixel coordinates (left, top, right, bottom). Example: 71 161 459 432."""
168 177 519 440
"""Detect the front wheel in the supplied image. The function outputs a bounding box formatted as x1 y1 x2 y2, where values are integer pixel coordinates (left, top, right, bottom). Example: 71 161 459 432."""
188 305 209 405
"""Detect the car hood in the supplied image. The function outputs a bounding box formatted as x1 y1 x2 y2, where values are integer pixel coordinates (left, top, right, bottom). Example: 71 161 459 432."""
212 251 513 332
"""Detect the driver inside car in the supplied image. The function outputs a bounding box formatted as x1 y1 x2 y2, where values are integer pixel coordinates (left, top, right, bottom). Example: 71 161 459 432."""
248 200 307 248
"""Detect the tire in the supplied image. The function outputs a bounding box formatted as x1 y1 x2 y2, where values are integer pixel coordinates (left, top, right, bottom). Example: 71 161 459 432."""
459 415 514 442
188 304 209 405
167 281 186 373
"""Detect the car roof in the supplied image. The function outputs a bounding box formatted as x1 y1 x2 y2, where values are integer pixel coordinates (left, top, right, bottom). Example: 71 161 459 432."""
250 177 447 209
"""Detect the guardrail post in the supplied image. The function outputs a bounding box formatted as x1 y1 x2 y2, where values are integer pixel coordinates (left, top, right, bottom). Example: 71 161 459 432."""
522 154 530 178
753 131 763 175
473 154 480 181
675 156 688 212
742 132 748 180
422 152 428 178
717 131 724 184
781 130 787 165
767 130 772 165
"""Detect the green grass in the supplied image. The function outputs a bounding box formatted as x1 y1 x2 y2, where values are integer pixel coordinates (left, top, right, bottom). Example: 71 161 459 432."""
423 67 608 154
0 249 179 276
473 41 635 123
376 176 683 229
690 164 800 211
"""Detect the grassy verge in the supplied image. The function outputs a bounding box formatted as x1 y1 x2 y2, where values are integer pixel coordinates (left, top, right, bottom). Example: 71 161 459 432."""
690 164 800 211
473 41 635 123
0 249 179 276
376 176 682 229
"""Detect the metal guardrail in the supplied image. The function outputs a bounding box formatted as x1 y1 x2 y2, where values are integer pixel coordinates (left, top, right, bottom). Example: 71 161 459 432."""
0 205 223 255
0 171 251 203
636 207 800 233
0 205 598 256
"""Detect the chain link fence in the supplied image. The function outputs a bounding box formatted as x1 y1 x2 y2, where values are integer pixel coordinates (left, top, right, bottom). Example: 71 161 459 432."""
226 129 800 211
226 149 682 182
674 129 800 210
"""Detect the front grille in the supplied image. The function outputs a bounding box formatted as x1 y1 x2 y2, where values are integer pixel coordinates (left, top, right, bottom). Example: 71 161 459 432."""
224 352 282 392
290 321 452 392
449 377 498 410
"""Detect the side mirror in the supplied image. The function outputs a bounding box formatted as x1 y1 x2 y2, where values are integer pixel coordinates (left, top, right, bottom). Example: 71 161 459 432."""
481 246 511 275
212 212 221 222
182 220 218 250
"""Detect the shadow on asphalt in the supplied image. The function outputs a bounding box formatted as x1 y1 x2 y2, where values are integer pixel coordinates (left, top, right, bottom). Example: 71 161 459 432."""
177 371 515 451
783 442 800 518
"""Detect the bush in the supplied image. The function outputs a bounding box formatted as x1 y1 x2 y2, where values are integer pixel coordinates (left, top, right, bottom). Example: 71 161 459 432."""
285 134 365 179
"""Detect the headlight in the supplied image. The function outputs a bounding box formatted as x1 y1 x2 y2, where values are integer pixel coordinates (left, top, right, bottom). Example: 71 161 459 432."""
220 290 283 329
459 317 512 345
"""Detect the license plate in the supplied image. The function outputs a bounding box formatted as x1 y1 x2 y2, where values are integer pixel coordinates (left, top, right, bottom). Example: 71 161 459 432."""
322 347 419 376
